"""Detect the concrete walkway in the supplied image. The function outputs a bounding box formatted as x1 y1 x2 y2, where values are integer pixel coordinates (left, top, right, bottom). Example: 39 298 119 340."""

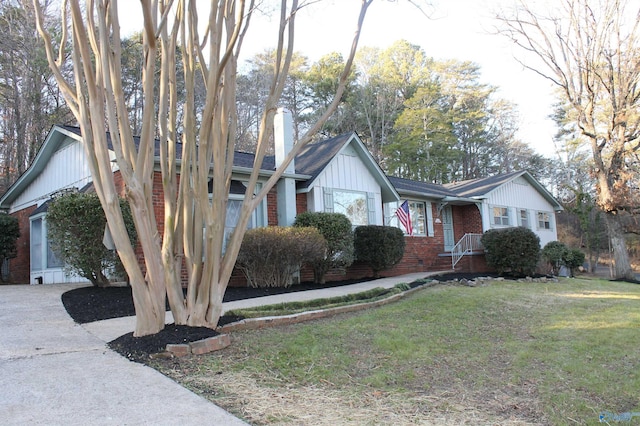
0 272 434 425
0 283 249 426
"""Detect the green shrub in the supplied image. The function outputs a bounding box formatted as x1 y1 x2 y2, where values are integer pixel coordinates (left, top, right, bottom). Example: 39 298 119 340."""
46 192 137 287
541 241 569 275
236 226 327 288
541 241 585 277
354 225 405 278
0 214 20 281
564 248 586 277
394 282 411 292
481 227 540 276
293 212 354 284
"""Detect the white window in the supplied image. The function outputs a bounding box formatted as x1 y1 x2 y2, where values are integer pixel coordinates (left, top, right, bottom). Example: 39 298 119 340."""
537 211 552 230
30 217 43 271
518 209 529 228
385 200 433 237
30 215 64 271
224 198 261 247
408 201 427 236
209 181 267 254
492 206 510 226
327 190 372 226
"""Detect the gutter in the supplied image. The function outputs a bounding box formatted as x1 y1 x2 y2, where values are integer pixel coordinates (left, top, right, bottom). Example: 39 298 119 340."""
152 157 312 181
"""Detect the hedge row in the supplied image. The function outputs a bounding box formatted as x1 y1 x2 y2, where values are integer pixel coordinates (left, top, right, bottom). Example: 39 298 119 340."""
237 216 406 287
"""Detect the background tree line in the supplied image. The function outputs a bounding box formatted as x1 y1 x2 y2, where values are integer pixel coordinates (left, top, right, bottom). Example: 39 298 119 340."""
0 3 548 191
0 1 73 194
235 40 552 184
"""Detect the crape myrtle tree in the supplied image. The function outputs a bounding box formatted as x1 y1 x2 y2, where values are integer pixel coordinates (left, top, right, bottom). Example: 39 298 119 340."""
33 0 373 336
497 0 640 280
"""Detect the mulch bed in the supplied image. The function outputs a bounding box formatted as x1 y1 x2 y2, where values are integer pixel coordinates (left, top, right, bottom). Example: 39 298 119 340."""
63 277 377 362
62 277 377 324
64 273 492 362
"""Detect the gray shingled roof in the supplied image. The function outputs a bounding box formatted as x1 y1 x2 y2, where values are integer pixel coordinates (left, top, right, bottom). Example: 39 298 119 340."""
387 176 458 199
294 133 353 188
444 171 526 198
57 128 546 202
11 126 557 210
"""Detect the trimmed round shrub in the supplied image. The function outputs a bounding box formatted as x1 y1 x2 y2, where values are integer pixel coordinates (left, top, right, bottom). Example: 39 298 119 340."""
293 212 354 284
354 225 405 278
47 192 137 287
481 227 540 277
236 226 327 288
541 241 569 275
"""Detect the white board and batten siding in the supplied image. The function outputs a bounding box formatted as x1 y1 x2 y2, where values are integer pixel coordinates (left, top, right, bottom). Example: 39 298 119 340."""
306 146 384 225
15 137 94 284
10 138 93 214
481 176 558 247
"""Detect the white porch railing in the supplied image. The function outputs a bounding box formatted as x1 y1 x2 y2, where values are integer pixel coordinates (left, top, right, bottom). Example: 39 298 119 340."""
451 233 484 269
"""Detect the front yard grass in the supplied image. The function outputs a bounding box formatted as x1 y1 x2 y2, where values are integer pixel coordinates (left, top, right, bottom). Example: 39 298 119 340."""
150 277 640 425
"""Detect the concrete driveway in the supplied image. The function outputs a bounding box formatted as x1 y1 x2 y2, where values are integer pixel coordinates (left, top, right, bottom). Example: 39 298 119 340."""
0 284 248 426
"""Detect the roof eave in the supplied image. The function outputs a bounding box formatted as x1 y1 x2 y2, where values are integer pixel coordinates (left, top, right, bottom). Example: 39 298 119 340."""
396 189 447 200
442 195 485 204
154 157 312 181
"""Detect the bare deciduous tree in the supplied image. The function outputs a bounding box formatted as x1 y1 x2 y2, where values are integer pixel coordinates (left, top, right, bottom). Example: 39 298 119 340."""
33 0 372 336
0 1 72 193
497 0 640 280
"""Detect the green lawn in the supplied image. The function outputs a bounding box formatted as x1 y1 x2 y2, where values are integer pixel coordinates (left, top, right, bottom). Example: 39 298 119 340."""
152 277 640 425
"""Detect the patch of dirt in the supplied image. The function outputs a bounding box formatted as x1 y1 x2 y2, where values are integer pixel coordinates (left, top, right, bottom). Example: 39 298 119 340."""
155 355 544 425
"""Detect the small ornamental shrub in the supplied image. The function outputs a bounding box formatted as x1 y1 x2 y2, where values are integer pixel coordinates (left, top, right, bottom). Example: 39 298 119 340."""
564 248 586 277
542 241 569 275
236 226 327 288
481 227 540 276
293 212 354 284
0 214 20 281
354 225 405 278
47 192 137 287
541 241 585 276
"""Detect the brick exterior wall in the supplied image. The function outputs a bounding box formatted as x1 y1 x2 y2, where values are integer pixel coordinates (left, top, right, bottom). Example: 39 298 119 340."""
452 204 483 241
296 193 307 215
11 168 486 286
7 205 37 283
266 189 278 226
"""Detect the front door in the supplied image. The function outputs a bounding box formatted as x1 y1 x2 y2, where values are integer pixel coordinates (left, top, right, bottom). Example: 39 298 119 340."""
442 206 454 251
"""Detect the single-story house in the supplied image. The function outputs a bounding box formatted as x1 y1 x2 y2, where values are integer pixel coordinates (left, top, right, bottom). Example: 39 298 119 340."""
0 110 563 285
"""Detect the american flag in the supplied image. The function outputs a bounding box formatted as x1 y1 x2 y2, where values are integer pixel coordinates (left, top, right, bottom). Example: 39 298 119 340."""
397 200 413 236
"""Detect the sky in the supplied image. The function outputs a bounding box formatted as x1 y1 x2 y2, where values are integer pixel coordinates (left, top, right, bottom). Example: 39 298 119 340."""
119 0 560 158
